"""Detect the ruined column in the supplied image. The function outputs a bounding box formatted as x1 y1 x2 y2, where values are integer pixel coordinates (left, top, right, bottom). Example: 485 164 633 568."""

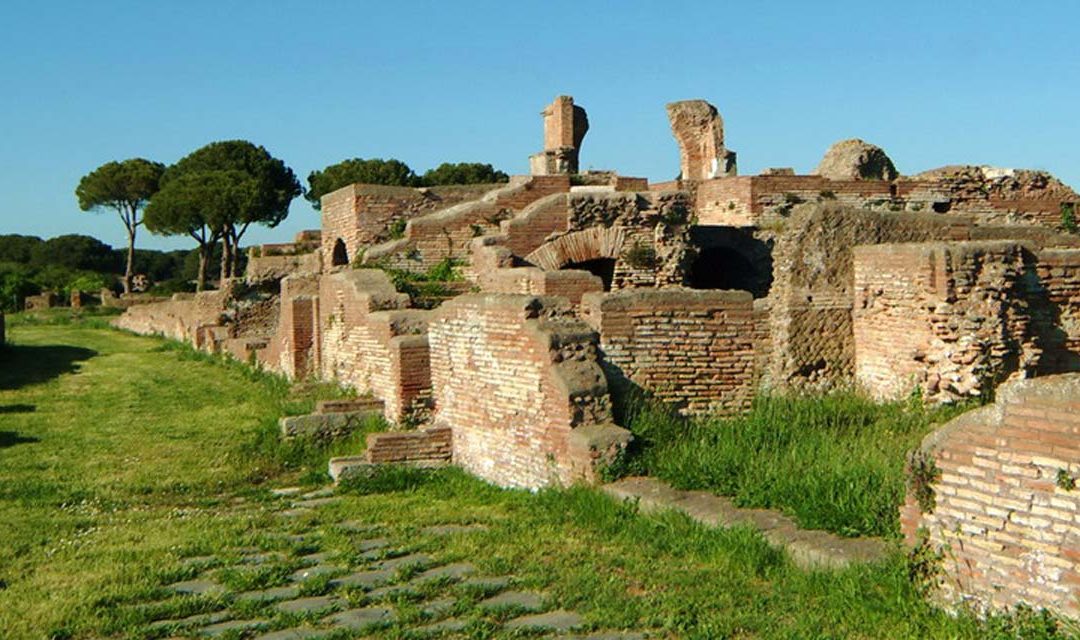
529 95 589 176
666 100 736 180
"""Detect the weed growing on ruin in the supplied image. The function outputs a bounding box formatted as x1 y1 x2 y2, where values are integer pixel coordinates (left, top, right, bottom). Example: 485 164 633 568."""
388 217 408 239
1062 203 1078 234
908 450 941 513
1056 469 1076 491
616 391 971 538
622 241 658 269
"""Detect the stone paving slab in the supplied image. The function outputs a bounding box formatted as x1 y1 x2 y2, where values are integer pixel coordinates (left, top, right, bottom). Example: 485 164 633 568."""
301 487 336 500
375 552 432 571
270 487 304 497
323 606 396 629
602 476 890 569
275 595 341 615
235 585 301 603
240 552 282 565
415 617 469 634
253 628 328 640
328 569 394 589
356 537 390 552
278 508 314 518
420 597 456 617
200 618 269 636
289 564 344 582
166 579 225 596
459 575 512 591
292 497 340 509
364 584 416 600
505 609 584 632
412 562 475 583
147 610 230 630
296 551 333 565
478 590 544 611
178 555 218 567
563 633 648 640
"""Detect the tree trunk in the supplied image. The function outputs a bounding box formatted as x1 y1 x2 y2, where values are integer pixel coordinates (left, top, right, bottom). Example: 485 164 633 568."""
220 233 232 282
197 244 208 292
124 224 136 295
229 226 242 279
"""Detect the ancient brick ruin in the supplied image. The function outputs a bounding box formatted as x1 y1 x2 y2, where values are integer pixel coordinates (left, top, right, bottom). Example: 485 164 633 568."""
113 95 1080 618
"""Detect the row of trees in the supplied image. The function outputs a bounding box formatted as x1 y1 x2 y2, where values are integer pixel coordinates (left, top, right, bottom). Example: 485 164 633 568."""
78 147 508 292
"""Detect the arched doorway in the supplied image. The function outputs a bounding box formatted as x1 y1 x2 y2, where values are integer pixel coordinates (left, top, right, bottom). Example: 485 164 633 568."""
331 238 349 267
688 227 773 297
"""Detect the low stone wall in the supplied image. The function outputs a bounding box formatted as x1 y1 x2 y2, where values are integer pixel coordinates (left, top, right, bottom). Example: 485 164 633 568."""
900 374 1080 618
318 270 432 423
245 251 321 283
581 288 756 415
428 294 630 489
112 288 233 347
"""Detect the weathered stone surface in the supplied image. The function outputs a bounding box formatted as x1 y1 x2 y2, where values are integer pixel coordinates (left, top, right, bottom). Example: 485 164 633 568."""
323 606 395 629
375 552 431 571
505 609 585 631
270 486 303 497
275 595 341 615
253 628 327 640
478 590 544 611
147 610 230 630
415 617 469 634
459 575 512 592
666 99 736 180
235 585 301 602
328 569 394 590
356 537 390 552
530 95 589 175
420 597 456 617
289 564 344 582
166 579 224 596
280 411 374 440
813 138 897 181
603 476 888 569
200 619 269 637
411 562 475 583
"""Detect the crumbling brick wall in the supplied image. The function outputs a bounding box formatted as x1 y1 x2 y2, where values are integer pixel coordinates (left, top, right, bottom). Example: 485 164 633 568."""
318 270 432 423
853 242 1080 402
362 176 571 272
112 288 233 346
428 294 630 489
853 242 1035 402
321 183 500 268
262 274 320 379
900 374 1080 618
581 288 756 415
524 191 692 290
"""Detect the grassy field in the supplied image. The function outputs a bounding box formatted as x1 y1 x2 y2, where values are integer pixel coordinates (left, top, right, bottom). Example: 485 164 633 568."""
0 315 1074 639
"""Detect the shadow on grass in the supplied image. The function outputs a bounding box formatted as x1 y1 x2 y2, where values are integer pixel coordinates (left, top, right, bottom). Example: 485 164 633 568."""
0 404 35 414
0 344 97 390
0 431 40 448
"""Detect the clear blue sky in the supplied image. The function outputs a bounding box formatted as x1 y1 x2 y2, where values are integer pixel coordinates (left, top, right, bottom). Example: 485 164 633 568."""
2 0 1078 251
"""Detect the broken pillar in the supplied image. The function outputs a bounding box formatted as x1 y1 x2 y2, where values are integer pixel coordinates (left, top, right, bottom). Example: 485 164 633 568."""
666 100 736 180
529 95 589 176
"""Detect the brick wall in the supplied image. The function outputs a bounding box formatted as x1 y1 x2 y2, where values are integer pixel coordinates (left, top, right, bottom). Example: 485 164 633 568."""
320 182 499 268
317 270 431 423
480 267 603 306
853 242 1032 402
900 374 1080 618
581 288 756 415
261 274 320 379
853 242 1080 402
365 426 452 464
362 176 571 272
428 294 630 489
523 191 693 290
245 251 321 283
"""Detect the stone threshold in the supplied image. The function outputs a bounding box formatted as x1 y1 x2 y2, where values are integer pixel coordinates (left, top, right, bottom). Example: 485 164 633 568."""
601 477 891 569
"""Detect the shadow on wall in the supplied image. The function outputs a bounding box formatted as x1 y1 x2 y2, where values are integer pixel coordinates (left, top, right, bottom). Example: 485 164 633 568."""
0 345 98 391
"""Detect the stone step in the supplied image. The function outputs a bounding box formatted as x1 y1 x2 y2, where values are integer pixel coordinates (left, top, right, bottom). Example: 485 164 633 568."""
316 398 385 414
601 476 890 569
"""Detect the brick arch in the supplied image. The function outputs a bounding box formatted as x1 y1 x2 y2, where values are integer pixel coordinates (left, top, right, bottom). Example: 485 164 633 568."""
524 227 627 271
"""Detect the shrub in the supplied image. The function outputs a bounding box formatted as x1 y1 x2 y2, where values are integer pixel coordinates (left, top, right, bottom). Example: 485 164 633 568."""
1061 203 1077 234
622 241 658 270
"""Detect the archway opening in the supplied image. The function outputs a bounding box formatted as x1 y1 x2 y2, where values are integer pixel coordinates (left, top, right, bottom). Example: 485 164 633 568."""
689 247 769 296
565 258 616 291
331 239 349 267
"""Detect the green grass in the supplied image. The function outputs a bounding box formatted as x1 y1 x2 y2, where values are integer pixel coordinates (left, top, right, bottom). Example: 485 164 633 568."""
610 392 972 538
0 318 1074 639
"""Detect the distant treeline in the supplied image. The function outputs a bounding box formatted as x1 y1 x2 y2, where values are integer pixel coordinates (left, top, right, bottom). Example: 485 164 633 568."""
0 233 238 312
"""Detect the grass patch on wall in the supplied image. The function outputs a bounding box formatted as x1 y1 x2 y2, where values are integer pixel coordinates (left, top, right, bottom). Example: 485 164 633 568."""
611 392 972 538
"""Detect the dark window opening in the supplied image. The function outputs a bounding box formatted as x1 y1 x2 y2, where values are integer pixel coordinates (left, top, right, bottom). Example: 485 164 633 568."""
932 201 952 214
331 239 349 266
688 247 770 297
565 258 616 291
